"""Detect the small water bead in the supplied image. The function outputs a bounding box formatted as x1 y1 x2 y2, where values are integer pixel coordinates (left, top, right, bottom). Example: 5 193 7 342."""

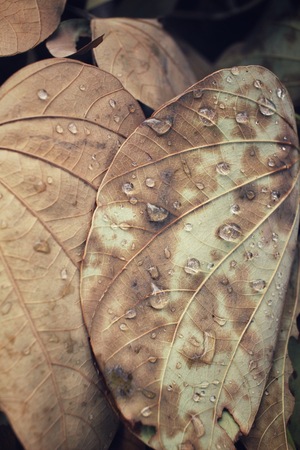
119 323 128 331
79 84 86 91
276 87 286 99
184 223 193 232
176 362 182 369
219 103 225 109
109 99 116 108
258 96 276 116
164 247 171 259
254 79 263 89
147 203 169 222
184 257 201 275
193 392 201 402
196 181 205 190
250 279 266 292
33 240 51 254
218 223 242 242
193 88 204 98
125 309 136 319
144 116 173 135
68 122 78 134
60 268 68 280
37 89 48 100
210 395 216 403
272 232 278 242
173 201 181 210
244 251 254 261
128 103 136 113
216 161 230 175
148 356 157 363
271 190 280 201
129 197 138 205
150 332 157 339
213 315 227 326
56 124 64 134
140 406 152 417
122 182 134 195
230 204 240 215
145 177 155 188
267 158 276 167
226 75 233 83
235 111 249 124
199 107 216 126
22 347 31 356
34 179 47 193
231 66 240 75
113 115 120 123
207 262 214 270
246 190 256 200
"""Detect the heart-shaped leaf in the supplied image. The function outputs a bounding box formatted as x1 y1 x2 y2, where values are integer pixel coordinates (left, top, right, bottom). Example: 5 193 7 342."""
81 66 299 449
0 58 144 449
91 18 197 109
0 0 66 56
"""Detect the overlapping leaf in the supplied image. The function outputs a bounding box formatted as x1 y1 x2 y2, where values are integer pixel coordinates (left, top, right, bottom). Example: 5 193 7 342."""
0 58 144 449
81 66 300 449
0 0 66 56
91 18 197 109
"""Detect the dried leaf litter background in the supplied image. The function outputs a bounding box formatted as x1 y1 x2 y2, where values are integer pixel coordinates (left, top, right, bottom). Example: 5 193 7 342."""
81 66 300 449
0 58 144 449
0 0 66 56
91 18 197 110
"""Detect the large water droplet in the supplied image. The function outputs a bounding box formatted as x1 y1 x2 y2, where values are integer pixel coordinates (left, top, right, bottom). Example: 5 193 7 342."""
122 182 134 195
145 177 155 188
258 96 276 116
199 107 216 126
68 122 78 134
140 406 152 417
164 247 171 259
250 279 266 291
33 240 50 254
144 117 173 135
184 257 201 275
216 161 230 175
149 283 168 310
235 111 249 124
37 89 48 100
218 223 242 242
146 203 169 222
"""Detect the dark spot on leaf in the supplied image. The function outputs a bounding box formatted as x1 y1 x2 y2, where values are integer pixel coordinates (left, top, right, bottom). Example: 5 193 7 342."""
105 365 134 398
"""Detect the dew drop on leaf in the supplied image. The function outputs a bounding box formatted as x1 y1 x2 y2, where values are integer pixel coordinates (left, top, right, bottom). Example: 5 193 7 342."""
217 223 242 241
258 96 276 116
254 79 263 88
144 117 173 135
193 88 203 98
250 279 266 291
68 122 78 134
230 204 240 215
56 124 64 134
119 323 128 331
199 107 216 126
184 223 193 232
140 406 152 417
37 89 48 100
122 182 134 195
1 301 12 315
276 87 286 99
235 111 249 124
146 203 169 222
109 99 116 108
145 177 155 188
184 257 201 275
33 240 50 254
125 309 136 319
216 162 230 175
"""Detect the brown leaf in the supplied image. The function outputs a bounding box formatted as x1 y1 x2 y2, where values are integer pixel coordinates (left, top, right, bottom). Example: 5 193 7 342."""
81 66 300 449
91 18 197 109
241 250 300 449
0 0 66 56
0 58 144 449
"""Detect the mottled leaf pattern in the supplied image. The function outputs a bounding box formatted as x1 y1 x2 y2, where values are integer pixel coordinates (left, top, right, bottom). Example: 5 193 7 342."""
81 66 299 449
91 18 197 109
0 59 144 449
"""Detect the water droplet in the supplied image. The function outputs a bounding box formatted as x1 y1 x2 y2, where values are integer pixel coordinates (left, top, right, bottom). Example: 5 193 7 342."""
235 111 249 124
145 177 155 188
184 223 193 232
146 203 169 222
272 232 278 243
68 122 78 134
218 223 242 242
22 347 31 356
173 201 181 210
230 204 240 215
37 89 48 100
271 190 280 201
226 75 233 83
276 87 286 99
212 380 220 385
122 182 134 195
164 247 171 259
47 176 53 184
231 66 240 75
140 406 152 417
129 197 138 205
33 179 47 193
199 107 216 126
184 257 201 275
192 416 205 438
113 115 120 123
60 268 68 280
213 315 227 326
119 323 128 331
79 84 86 91
144 116 173 135
124 308 136 319
141 389 156 399
128 103 136 113
264 389 269 396
246 190 256 200
248 360 257 371
268 157 277 168
244 251 254 260
176 362 182 369
56 124 64 134
216 161 230 175
207 262 214 270
254 79 262 89
196 181 205 190
148 356 157 363
250 279 266 292
149 283 168 310
1 301 12 315
88 413 94 420
151 332 157 339
33 240 50 254
147 266 160 280
258 96 276 116
109 99 116 108
193 392 201 402
210 395 216 403
193 88 203 98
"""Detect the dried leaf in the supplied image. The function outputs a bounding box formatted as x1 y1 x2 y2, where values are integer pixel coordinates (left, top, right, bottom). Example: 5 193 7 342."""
0 58 143 449
242 249 300 449
91 18 197 109
0 0 66 56
81 66 300 449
